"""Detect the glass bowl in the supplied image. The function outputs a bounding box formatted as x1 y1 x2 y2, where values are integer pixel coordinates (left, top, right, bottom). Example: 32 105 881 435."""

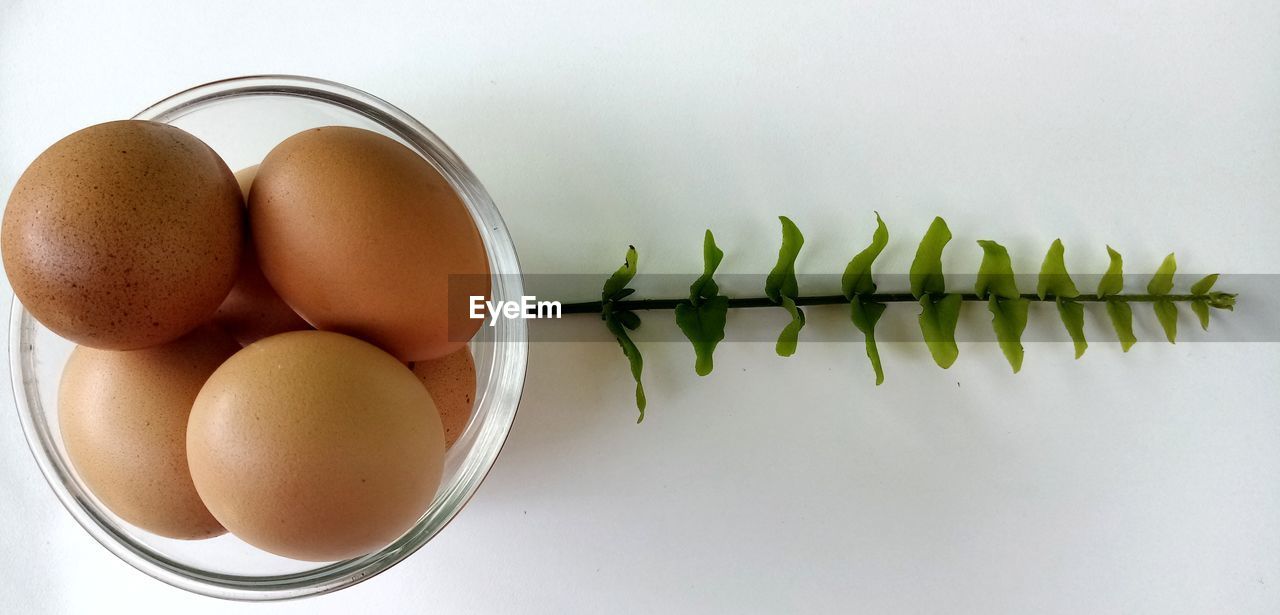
7 75 527 600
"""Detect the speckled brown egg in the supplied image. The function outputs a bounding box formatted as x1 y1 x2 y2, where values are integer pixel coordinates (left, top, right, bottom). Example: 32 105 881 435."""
249 126 489 362
2 120 243 349
212 165 310 345
410 346 476 448
59 324 239 539
187 331 445 562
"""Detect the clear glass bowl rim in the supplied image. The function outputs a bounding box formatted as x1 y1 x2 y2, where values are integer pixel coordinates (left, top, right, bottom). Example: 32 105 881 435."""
7 74 528 601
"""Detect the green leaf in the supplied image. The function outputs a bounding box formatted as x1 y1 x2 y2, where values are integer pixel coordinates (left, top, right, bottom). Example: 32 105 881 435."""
988 297 1030 373
1056 298 1087 359
1154 299 1178 343
615 310 641 331
689 230 724 301
918 294 961 368
1190 273 1218 296
776 296 806 357
842 213 889 299
1097 245 1124 297
974 240 1019 300
850 298 887 385
765 216 803 303
1106 300 1137 352
1147 253 1176 295
766 217 806 356
603 308 645 422
602 246 638 302
1036 239 1079 300
1191 299 1210 331
601 245 644 418
910 217 951 299
676 230 729 376
844 214 890 380
674 298 728 376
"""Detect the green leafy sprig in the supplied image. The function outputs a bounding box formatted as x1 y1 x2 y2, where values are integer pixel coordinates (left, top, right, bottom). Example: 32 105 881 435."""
674 231 729 377
599 246 645 421
975 240 1028 372
765 217 806 357
842 213 889 384
911 217 961 369
568 216 1237 418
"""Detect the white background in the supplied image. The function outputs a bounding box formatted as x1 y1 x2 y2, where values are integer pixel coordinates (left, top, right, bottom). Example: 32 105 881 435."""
3 1 1280 613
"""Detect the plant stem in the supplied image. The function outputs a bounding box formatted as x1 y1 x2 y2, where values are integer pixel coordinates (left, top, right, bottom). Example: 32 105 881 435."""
558 293 1211 315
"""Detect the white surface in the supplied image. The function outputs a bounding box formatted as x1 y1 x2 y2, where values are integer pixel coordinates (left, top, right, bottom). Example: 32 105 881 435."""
2 1 1279 613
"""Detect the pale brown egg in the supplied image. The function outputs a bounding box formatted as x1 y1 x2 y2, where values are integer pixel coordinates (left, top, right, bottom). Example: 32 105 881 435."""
410 346 476 448
2 120 243 349
58 325 238 539
249 126 489 362
187 331 445 561
212 165 310 345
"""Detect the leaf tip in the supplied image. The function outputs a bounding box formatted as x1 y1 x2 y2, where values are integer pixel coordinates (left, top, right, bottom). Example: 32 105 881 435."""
1191 273 1220 296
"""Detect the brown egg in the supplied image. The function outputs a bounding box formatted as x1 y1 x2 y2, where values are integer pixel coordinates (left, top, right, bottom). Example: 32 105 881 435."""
250 126 489 362
2 120 243 349
59 325 238 539
187 331 445 561
410 347 476 448
212 165 311 345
